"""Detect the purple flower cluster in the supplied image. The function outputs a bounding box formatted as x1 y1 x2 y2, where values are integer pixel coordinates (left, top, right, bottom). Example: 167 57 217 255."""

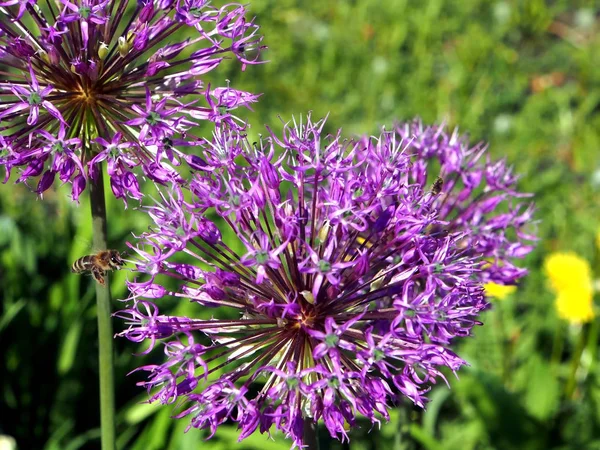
117 116 535 447
0 0 264 202
393 121 536 285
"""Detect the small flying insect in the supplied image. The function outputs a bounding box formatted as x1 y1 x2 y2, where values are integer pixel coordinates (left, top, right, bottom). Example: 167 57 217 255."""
431 176 444 195
71 250 125 286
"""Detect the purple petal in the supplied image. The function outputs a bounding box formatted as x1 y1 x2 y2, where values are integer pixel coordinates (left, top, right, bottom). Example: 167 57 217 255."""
36 170 56 193
71 175 86 202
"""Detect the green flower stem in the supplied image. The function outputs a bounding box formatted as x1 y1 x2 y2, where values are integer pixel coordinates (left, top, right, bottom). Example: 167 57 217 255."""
303 419 319 450
89 167 116 450
585 317 599 373
550 322 564 372
494 301 509 384
565 318 600 400
564 324 588 400
394 407 409 450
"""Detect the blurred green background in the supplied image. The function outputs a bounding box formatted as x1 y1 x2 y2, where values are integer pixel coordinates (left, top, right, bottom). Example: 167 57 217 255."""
2 0 600 449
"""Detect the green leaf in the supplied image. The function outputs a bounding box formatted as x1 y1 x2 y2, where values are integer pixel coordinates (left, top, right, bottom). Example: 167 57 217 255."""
58 320 83 374
410 423 443 450
422 388 451 435
439 421 485 450
523 355 560 421
43 420 75 450
145 407 171 450
213 426 290 450
0 216 16 246
124 399 162 425
0 299 26 332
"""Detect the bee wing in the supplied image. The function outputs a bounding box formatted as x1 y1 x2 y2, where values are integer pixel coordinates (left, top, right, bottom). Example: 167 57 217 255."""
70 237 116 259
69 236 93 267
91 267 106 286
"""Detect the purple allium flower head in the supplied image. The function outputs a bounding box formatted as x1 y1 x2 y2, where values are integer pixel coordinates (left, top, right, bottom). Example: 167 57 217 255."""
0 0 265 203
117 115 535 447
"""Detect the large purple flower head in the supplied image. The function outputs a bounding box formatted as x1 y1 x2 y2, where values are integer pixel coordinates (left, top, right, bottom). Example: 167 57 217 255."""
117 115 535 447
0 0 264 202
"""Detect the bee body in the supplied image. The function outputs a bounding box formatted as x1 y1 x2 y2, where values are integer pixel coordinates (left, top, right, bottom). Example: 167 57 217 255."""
72 250 124 286
431 176 444 195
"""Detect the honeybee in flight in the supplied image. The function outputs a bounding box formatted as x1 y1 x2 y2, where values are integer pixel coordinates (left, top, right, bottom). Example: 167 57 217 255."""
71 250 125 286
431 176 444 195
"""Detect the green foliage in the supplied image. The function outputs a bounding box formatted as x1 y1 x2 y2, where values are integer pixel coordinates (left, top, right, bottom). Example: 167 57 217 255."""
1 0 600 449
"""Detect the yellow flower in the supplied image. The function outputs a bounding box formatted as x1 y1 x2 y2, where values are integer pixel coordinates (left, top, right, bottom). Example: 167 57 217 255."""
555 287 595 324
544 252 595 324
484 282 516 300
543 252 592 293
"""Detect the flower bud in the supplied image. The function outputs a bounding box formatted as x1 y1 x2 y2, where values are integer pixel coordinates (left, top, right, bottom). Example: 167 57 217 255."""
71 175 86 203
318 222 330 244
300 290 315 305
118 36 129 57
38 49 50 65
47 46 60 65
36 170 56 193
98 42 109 60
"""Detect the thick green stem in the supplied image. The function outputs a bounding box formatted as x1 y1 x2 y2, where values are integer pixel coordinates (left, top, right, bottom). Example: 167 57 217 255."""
585 317 599 374
395 406 414 450
90 168 117 450
303 419 319 450
494 302 509 384
550 322 564 373
565 324 588 400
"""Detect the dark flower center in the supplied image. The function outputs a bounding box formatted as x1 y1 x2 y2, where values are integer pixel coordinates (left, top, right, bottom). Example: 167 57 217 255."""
109 146 120 158
286 377 299 389
146 111 161 125
255 251 269 264
79 6 91 18
28 92 42 106
324 334 339 347
327 377 340 388
373 349 385 361
318 260 331 272
51 141 65 153
189 7 203 17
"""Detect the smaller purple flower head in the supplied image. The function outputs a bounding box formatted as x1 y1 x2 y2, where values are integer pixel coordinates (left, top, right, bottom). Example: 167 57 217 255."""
393 120 537 287
118 115 535 447
0 0 266 202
